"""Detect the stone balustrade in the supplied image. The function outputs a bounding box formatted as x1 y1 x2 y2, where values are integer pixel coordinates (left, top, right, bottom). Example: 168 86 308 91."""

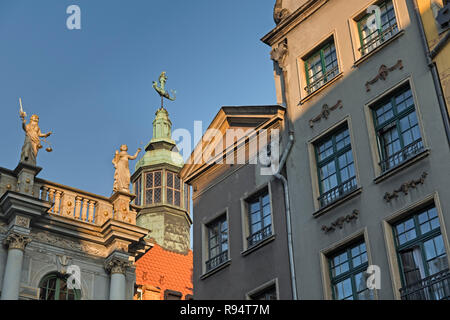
39 183 113 226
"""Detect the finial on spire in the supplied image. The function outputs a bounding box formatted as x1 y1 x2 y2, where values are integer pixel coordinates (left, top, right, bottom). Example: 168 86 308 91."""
152 71 176 108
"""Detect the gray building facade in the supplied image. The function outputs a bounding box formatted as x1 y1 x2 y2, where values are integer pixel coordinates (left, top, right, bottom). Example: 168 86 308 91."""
263 0 450 300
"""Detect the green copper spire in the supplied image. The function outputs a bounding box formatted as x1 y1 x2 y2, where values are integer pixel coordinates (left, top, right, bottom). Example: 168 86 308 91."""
135 107 183 170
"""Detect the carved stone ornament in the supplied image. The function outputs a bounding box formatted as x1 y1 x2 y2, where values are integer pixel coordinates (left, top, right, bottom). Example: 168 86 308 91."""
15 215 30 228
274 0 291 24
32 231 106 257
104 258 130 275
365 60 403 92
57 255 72 275
309 100 343 128
270 38 288 70
383 172 428 203
321 210 359 234
3 233 32 251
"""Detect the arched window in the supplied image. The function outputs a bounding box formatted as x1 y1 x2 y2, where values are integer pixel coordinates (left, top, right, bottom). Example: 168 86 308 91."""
39 273 81 300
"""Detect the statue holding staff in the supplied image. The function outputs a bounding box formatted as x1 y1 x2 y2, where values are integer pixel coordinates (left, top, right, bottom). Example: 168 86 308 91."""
112 145 141 193
18 98 52 166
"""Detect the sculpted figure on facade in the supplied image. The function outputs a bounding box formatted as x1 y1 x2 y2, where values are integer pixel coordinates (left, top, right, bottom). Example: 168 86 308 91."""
18 99 52 165
112 145 141 193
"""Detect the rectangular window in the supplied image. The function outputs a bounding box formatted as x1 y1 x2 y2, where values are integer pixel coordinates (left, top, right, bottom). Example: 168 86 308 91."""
329 241 374 300
372 85 423 172
250 285 277 300
184 183 189 210
145 171 162 205
166 171 181 206
247 190 272 247
315 126 357 208
206 216 228 272
357 0 399 56
394 205 449 300
134 177 141 206
304 40 339 95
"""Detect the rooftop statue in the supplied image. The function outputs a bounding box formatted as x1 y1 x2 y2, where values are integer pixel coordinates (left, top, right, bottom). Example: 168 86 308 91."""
18 98 53 166
152 71 176 108
112 145 141 193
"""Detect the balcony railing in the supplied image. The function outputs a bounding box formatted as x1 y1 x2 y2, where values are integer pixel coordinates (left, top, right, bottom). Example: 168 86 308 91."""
247 224 272 247
359 23 399 56
39 182 113 226
400 269 450 300
205 251 228 272
318 177 357 208
305 65 339 95
380 138 424 173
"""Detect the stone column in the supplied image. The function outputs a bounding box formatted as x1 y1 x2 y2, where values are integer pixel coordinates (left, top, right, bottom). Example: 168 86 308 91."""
1 233 31 300
105 257 129 300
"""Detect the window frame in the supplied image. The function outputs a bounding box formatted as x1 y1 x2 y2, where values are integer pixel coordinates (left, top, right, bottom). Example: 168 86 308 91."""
134 176 142 206
39 273 81 301
314 125 357 208
328 241 373 300
393 205 448 288
205 215 229 272
246 189 273 248
356 0 399 56
304 40 339 95
144 170 163 205
371 85 423 173
166 171 181 207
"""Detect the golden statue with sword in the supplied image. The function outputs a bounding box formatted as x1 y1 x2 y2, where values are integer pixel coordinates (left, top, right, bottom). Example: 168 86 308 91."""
18 98 53 165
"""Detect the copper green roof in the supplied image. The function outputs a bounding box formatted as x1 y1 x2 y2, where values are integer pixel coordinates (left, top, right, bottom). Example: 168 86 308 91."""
135 107 184 170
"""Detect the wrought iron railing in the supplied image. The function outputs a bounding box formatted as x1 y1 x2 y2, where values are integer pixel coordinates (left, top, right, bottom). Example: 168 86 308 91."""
380 139 424 173
248 224 272 247
400 269 450 300
205 251 228 272
305 65 339 95
359 23 399 56
318 177 357 208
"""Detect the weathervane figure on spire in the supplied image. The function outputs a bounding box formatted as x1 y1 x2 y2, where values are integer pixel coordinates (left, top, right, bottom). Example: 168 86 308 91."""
152 71 176 108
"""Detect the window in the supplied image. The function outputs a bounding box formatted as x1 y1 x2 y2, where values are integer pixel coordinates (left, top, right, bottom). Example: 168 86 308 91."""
250 285 277 300
145 171 162 205
247 190 272 247
39 273 81 300
372 85 423 172
166 171 181 206
315 126 357 208
394 205 449 300
164 290 182 300
304 40 339 95
184 183 190 210
134 177 141 206
357 0 399 56
329 242 374 300
206 216 229 272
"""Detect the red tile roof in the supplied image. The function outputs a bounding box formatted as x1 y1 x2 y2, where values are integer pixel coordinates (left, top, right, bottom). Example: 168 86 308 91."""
135 244 193 299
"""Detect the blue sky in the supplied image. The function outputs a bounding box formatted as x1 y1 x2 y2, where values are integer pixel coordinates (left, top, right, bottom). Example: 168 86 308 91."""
0 0 277 196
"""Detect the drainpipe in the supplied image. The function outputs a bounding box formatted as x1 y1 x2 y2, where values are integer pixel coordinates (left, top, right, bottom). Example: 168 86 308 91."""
274 131 297 300
413 0 450 147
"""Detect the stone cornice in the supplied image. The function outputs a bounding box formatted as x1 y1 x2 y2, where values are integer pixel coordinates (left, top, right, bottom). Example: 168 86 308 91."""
261 0 328 46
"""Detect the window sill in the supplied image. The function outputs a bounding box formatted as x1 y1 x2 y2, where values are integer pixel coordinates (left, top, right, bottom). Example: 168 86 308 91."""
374 148 430 184
200 260 231 280
241 234 276 257
353 30 405 68
313 187 362 218
299 72 344 106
